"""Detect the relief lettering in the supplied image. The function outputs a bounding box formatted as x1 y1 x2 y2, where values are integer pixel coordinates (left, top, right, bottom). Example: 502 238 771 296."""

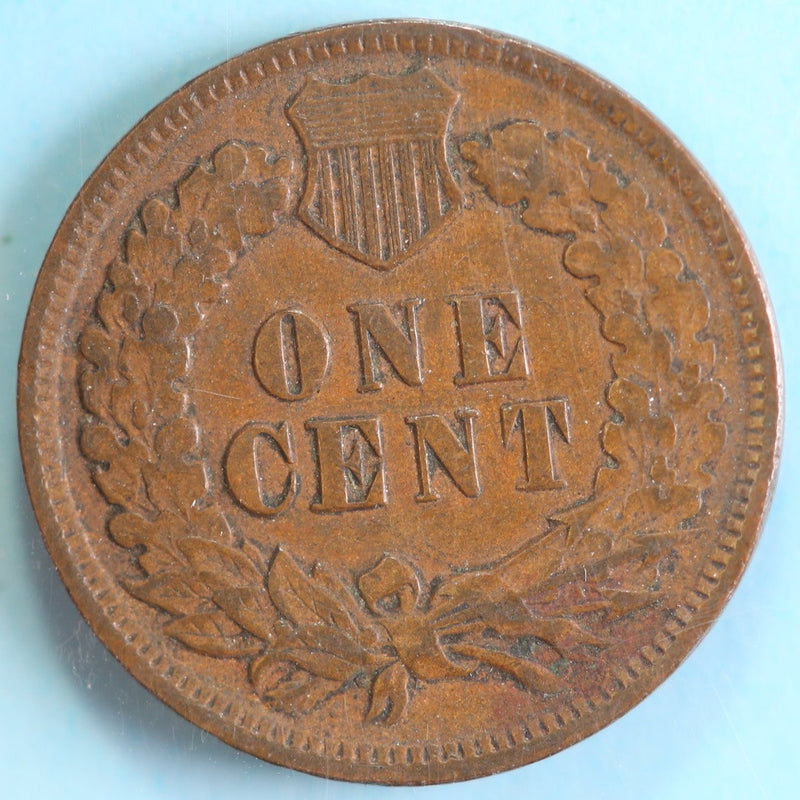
451 291 529 385
348 299 425 391
306 417 386 512
501 399 571 491
405 410 480 502
224 421 298 516
253 309 330 401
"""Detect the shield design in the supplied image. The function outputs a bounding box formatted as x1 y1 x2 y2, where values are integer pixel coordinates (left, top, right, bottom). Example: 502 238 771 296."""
288 70 461 270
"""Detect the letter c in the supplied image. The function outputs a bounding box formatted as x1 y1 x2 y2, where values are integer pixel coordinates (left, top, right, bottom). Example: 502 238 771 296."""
224 421 298 516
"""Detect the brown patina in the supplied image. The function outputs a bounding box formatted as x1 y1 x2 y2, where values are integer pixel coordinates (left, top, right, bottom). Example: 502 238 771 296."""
18 21 781 784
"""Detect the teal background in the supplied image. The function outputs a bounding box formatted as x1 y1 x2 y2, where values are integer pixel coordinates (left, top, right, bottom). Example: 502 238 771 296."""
2 2 797 797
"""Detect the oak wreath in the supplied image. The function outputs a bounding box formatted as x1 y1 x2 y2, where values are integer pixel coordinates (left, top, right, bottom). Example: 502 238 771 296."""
78 122 724 726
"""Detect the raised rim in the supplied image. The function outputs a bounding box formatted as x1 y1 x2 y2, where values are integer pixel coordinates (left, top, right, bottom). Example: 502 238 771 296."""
17 19 783 784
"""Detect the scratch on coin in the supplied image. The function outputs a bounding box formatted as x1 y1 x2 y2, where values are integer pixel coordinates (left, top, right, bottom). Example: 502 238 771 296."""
190 387 244 401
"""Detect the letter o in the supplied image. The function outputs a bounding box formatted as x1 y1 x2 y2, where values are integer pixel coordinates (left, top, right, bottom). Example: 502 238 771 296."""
253 309 330 401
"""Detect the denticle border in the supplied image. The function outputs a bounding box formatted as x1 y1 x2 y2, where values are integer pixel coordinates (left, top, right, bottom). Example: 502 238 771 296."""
19 22 780 784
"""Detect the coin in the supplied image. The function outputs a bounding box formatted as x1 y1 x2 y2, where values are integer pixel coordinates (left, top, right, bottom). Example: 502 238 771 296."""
18 20 781 784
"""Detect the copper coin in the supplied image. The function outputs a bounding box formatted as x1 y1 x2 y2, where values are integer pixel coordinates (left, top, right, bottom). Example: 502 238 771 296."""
18 20 781 784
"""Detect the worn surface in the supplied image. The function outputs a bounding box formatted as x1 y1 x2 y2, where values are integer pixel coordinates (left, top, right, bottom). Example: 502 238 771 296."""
18 21 781 784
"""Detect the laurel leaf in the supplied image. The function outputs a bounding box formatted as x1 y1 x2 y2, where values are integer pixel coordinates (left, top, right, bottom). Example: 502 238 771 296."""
125 570 212 616
107 512 156 548
449 644 566 693
487 525 570 593
607 379 651 423
366 662 409 724
95 289 125 334
138 544 185 576
78 366 108 419
564 239 610 279
595 588 657 619
605 315 670 380
213 141 247 179
79 326 116 371
622 484 700 534
434 594 535 639
521 198 576 235
253 646 357 684
279 649 358 682
525 615 607 652
212 587 275 640
268 548 358 633
250 655 339 713
142 461 207 517
137 198 182 287
80 425 150 509
163 611 261 658
179 538 264 590
187 506 234 544
461 123 544 206
311 564 370 627
595 178 666 248
250 654 294 696
292 624 370 667
169 255 223 331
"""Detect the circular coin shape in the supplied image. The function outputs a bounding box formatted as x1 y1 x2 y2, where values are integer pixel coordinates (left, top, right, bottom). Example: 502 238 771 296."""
18 21 782 784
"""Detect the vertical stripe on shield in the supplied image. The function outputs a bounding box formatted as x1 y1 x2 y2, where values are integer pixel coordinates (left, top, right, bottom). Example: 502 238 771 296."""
308 137 452 263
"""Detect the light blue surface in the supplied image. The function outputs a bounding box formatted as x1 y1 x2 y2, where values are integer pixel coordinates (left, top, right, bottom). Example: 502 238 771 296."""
2 2 797 797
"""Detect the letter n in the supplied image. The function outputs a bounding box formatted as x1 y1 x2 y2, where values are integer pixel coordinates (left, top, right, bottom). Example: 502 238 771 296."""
348 299 424 391
405 410 481 502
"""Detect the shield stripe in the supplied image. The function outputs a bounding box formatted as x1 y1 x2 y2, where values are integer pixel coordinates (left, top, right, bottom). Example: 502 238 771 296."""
357 145 380 259
434 141 451 217
408 141 429 236
388 142 404 257
392 142 412 251
333 148 347 240
380 143 394 261
346 146 367 254
387 142 407 257
432 140 449 218
321 149 341 238
315 150 330 234
367 145 388 262
336 146 357 251
398 140 421 243
376 142 395 259
420 139 443 229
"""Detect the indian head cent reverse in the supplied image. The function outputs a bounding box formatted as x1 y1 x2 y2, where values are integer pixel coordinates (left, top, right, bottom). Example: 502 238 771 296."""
18 20 782 784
